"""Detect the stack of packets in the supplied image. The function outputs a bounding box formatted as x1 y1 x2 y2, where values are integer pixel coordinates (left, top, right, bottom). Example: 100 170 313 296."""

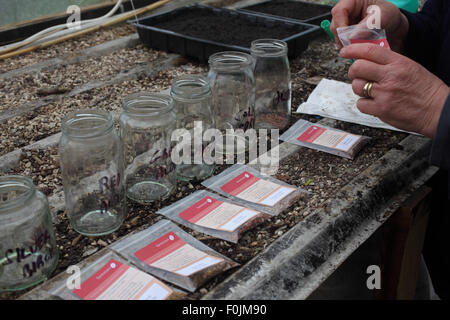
280 119 370 160
159 190 271 243
110 220 239 292
160 165 308 243
46 164 306 299
48 251 185 300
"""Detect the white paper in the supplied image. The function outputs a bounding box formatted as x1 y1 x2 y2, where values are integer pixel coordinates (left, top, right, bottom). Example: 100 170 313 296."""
220 209 260 232
175 256 223 276
335 134 360 151
259 186 295 206
296 79 411 133
138 283 171 300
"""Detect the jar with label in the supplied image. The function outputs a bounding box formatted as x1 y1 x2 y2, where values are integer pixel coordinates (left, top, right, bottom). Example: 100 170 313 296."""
60 109 126 236
170 75 215 181
208 51 255 132
251 39 291 130
0 175 59 292
120 93 177 204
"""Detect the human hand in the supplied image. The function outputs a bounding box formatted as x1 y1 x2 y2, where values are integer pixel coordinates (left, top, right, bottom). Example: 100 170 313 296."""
330 0 409 53
340 43 450 137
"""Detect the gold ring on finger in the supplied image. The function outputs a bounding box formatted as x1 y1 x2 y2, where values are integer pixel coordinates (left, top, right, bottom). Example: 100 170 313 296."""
363 81 374 98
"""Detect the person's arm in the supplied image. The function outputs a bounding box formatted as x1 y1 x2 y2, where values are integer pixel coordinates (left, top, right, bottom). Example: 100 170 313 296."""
401 0 447 73
430 95 450 170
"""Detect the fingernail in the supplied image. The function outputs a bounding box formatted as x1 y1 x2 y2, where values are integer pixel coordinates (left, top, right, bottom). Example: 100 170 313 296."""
339 48 345 56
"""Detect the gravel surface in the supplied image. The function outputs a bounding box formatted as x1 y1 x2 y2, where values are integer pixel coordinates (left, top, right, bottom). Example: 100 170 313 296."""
0 60 207 157
0 24 136 73
0 45 166 111
0 0 413 300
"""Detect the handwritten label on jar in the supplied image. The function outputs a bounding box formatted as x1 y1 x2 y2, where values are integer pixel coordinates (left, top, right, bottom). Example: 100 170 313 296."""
220 171 295 206
149 148 175 180
234 107 255 131
178 196 260 232
73 259 173 300
134 232 223 276
98 173 121 215
273 89 291 107
1 228 55 279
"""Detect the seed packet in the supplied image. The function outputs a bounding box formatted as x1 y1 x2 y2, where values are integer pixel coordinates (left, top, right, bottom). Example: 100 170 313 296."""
337 24 390 49
158 190 271 243
280 119 370 159
202 164 308 216
110 220 239 292
48 251 183 300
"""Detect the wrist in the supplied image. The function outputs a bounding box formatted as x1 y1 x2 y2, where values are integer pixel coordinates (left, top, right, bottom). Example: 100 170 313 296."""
422 83 450 138
390 12 409 53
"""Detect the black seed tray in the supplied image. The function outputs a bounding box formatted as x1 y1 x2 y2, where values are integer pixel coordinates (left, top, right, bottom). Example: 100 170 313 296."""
131 4 320 63
238 0 333 26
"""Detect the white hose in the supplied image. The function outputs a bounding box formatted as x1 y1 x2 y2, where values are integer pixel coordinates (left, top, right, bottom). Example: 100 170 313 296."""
0 0 124 53
27 10 133 47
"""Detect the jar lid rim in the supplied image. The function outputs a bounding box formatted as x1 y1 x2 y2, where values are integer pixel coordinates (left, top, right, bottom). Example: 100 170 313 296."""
122 93 174 115
0 175 36 211
208 51 253 69
61 109 113 138
170 75 211 99
250 39 288 57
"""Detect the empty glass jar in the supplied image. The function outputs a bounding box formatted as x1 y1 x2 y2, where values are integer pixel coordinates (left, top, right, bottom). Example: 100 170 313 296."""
0 175 59 292
60 109 126 236
120 93 177 204
251 39 291 130
208 51 255 132
171 75 215 181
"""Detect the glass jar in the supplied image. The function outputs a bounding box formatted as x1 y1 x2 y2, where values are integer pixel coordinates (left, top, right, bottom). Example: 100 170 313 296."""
60 109 126 236
0 176 59 292
208 51 255 132
251 39 291 130
170 75 215 181
120 93 177 204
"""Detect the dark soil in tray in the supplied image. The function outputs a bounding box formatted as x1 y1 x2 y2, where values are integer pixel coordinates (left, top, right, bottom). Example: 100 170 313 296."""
152 8 308 48
245 1 331 21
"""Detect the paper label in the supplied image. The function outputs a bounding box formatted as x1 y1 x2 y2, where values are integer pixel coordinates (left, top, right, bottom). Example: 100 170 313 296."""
350 38 390 49
297 125 361 152
134 232 223 276
179 196 260 232
73 259 172 300
221 171 295 206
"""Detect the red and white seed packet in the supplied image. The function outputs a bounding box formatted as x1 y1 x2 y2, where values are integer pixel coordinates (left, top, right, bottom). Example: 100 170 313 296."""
202 164 308 216
110 220 238 292
280 119 370 159
48 252 183 300
158 190 271 243
337 25 390 49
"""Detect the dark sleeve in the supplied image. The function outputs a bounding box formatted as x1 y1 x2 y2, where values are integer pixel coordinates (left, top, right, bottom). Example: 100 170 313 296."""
430 94 450 170
401 0 446 73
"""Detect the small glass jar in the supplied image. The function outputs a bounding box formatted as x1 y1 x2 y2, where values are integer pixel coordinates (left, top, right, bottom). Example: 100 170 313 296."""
171 75 215 181
251 39 291 130
60 109 126 236
0 176 59 292
208 51 255 131
120 93 177 204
